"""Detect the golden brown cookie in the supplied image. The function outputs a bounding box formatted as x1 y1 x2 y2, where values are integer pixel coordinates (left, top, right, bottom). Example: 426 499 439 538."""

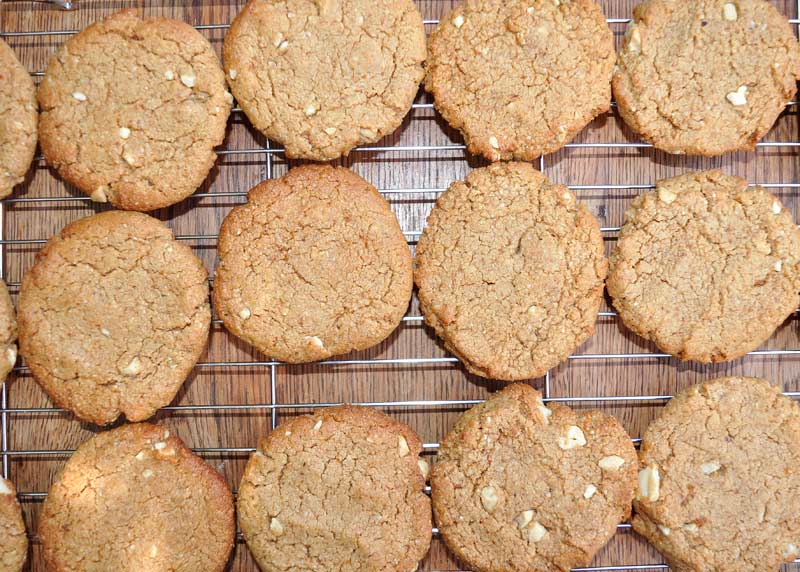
634 377 800 572
224 0 426 161
213 165 412 363
18 211 210 425
0 280 18 384
432 384 637 572
425 0 615 162
0 38 37 198
613 0 800 156
0 478 27 572
415 162 607 380
608 170 800 363
38 9 232 211
237 405 432 572
39 423 234 572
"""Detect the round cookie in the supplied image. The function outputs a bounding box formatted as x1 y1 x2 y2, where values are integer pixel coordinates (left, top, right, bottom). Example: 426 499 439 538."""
224 0 426 161
237 405 432 572
0 280 18 384
432 383 637 572
425 0 615 162
0 478 27 572
415 162 607 381
0 38 37 198
39 423 234 572
634 377 800 572
613 0 800 156
213 165 412 363
37 9 232 211
18 211 210 425
608 170 800 363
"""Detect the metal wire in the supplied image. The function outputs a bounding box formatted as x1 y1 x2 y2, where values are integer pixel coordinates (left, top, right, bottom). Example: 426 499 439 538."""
2 4 800 572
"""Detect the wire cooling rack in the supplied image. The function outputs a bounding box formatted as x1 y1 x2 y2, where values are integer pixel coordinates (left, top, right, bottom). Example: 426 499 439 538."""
2 1 800 570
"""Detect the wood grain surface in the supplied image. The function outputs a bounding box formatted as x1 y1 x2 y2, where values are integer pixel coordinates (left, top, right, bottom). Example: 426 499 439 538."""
1 1 799 571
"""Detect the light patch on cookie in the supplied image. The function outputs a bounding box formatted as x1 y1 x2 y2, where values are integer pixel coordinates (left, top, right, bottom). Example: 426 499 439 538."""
273 33 284 47
488 136 500 150
480 486 498 512
123 152 136 166
278 40 289 52
638 464 660 502
417 459 430 479
514 509 534 529
72 91 87 102
360 127 376 139
452 14 465 28
229 69 238 80
773 201 782 214
304 104 317 117
135 451 146 461
285 430 292 437
0 479 11 495
527 6 535 14
6 345 16 367
726 85 748 106
658 187 677 204
100 327 111 337
583 484 597 499
658 525 671 536
558 425 586 450
238 307 251 320
120 357 142 376
398 435 410 457
598 455 625 470
775 261 783 272
323 127 338 135
270 517 284 536
535 397 552 424
683 523 699 532
629 27 641 52
527 521 547 542
164 70 175 81
119 127 131 139
142 469 154 479
306 336 325 350
153 441 167 451
784 544 799 559
723 3 738 21
90 187 108 203
313 419 323 431
149 545 158 558
701 460 721 475
180 72 196 88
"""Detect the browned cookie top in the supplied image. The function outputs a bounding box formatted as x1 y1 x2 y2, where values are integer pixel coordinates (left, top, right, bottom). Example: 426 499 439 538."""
425 0 615 162
634 377 800 572
213 165 412 363
608 170 800 363
18 211 210 425
0 280 18 384
432 384 636 572
39 423 234 572
613 0 800 156
0 478 27 572
237 405 432 572
38 9 231 211
415 162 607 380
0 38 37 199
224 0 426 161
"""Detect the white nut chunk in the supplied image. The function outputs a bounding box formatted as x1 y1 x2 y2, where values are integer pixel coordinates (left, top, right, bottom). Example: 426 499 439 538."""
238 307 251 320
723 3 738 21
453 14 465 28
270 517 284 536
480 486 498 512
558 425 586 450
514 509 534 529
120 356 142 376
726 85 748 106
313 419 323 431
701 460 721 475
598 455 626 470
90 187 108 203
583 484 597 499
658 187 677 204
417 459 430 479
527 521 547 542
638 464 661 502
180 72 196 88
535 397 552 424
72 91 87 101
398 435 410 457
629 27 641 52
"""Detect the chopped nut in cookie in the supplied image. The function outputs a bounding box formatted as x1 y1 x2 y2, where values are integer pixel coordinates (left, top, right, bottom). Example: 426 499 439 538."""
398 435 410 457
480 486 498 512
700 460 721 475
726 85 748 106
598 455 626 470
558 425 587 450
638 464 660 501
583 484 597 499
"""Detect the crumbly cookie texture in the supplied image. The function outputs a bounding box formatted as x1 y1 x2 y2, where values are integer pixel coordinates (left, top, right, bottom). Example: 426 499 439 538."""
432 384 636 572
18 211 210 425
0 280 18 384
634 377 800 572
608 170 800 363
37 9 231 211
39 423 234 572
0 477 27 572
214 165 412 363
613 0 800 156
238 405 432 572
224 0 426 161
0 38 37 199
415 162 607 380
425 0 615 162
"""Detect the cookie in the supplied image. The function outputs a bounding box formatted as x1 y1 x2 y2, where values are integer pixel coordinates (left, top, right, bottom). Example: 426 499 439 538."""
39 423 234 572
213 165 412 363
634 376 800 572
18 211 210 425
0 280 18 384
0 38 37 198
415 162 607 380
432 384 636 572
224 0 426 161
608 170 800 363
425 0 615 162
237 405 432 572
613 0 800 156
37 9 232 211
0 478 27 572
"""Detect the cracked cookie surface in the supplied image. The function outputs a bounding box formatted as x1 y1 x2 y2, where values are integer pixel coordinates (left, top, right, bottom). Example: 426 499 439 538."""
425 0 615 162
608 170 800 363
237 405 432 572
634 376 800 572
432 384 636 572
415 162 607 381
37 9 232 211
613 0 800 156
213 165 412 363
39 423 234 572
0 478 27 572
0 38 37 199
223 0 426 161
0 280 18 385
18 211 210 425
